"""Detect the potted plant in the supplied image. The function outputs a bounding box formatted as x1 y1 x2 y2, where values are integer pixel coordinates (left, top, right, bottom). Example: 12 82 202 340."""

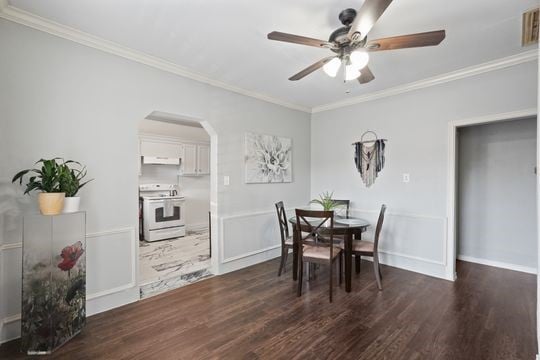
59 161 93 213
310 191 338 211
12 158 67 215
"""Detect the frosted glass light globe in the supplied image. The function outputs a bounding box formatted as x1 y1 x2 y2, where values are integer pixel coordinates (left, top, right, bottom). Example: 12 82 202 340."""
323 57 341 77
350 50 369 71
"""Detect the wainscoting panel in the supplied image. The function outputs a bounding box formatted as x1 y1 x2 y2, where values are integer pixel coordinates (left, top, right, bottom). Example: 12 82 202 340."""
0 244 22 344
350 209 448 279
2 246 22 322
86 228 136 298
221 210 281 263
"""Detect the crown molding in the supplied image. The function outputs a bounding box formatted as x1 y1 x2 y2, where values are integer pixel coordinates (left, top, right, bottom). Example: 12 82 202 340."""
312 49 539 113
1 3 538 115
0 4 311 113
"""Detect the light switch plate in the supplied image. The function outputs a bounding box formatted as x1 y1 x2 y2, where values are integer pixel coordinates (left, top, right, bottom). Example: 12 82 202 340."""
403 173 410 183
223 175 230 186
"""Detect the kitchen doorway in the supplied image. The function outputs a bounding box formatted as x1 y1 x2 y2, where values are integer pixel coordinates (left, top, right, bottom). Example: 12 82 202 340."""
136 112 217 298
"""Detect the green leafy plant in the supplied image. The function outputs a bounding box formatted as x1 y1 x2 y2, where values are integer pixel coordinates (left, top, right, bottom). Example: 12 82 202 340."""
59 161 93 197
12 158 67 194
12 159 93 196
310 191 338 211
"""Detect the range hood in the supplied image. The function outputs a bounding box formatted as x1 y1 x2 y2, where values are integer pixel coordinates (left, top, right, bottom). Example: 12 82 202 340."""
142 156 180 165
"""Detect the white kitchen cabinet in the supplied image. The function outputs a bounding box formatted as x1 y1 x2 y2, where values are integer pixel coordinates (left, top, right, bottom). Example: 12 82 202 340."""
140 140 182 159
197 145 210 175
182 143 210 176
182 144 198 175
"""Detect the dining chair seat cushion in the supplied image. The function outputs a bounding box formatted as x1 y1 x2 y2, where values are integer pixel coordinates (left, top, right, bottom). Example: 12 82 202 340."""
284 236 293 246
351 240 374 253
302 245 341 260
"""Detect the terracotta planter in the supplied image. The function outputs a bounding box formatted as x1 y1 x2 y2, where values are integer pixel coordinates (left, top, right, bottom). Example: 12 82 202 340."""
62 197 81 213
38 193 65 215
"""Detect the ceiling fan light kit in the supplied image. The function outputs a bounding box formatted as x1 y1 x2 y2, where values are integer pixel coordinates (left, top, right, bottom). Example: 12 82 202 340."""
267 0 446 86
323 58 341 77
345 65 360 81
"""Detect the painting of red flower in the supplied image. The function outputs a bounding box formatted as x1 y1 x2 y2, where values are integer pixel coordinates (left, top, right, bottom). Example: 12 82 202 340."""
58 241 84 272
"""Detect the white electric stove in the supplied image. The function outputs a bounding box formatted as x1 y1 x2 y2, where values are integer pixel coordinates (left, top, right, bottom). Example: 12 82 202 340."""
139 184 186 242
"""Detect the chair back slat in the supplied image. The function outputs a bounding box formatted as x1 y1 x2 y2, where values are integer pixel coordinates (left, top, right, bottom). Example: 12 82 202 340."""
295 209 335 256
373 205 387 251
275 202 289 246
332 199 350 219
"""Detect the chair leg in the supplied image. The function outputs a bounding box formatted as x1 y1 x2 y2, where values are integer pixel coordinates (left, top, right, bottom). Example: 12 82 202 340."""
355 255 361 274
283 250 289 274
297 260 304 297
373 253 382 291
278 248 286 276
329 260 333 303
338 254 343 285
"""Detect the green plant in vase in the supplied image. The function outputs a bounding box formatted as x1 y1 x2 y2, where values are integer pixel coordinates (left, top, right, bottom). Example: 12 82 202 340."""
59 161 93 213
13 158 93 215
12 158 68 215
310 191 338 211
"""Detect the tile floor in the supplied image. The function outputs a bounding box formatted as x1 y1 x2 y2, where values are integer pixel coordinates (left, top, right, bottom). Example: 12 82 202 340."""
139 229 213 298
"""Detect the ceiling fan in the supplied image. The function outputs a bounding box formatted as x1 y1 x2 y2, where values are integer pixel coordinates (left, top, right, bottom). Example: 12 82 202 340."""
267 0 446 84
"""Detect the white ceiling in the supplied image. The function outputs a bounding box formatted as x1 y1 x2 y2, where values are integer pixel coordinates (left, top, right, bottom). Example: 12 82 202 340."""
8 0 539 109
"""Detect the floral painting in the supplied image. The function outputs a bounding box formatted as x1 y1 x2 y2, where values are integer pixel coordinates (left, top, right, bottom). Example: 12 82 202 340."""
21 214 86 355
245 132 292 183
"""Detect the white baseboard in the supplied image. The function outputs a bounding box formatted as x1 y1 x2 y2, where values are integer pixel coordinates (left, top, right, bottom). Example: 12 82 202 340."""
457 255 537 274
361 253 450 281
219 247 281 275
186 222 208 232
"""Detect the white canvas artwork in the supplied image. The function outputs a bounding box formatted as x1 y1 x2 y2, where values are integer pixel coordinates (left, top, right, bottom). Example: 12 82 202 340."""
245 132 292 183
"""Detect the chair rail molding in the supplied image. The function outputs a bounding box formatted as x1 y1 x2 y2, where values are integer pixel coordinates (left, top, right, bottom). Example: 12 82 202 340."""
0 4 310 114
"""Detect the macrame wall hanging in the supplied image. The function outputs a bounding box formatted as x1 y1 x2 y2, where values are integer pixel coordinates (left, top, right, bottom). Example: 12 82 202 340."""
353 131 387 187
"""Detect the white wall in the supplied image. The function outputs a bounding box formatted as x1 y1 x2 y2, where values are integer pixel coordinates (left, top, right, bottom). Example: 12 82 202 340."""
0 19 311 343
311 60 538 280
457 118 537 271
139 120 211 229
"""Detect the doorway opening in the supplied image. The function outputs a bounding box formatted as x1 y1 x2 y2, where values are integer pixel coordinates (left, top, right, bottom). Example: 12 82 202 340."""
457 117 537 274
136 111 217 298
446 109 538 280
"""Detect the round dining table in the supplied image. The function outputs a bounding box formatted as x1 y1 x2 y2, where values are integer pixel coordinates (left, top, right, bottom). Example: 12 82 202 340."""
288 215 370 292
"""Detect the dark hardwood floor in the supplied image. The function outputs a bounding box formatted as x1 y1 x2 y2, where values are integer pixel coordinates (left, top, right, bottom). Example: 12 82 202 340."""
0 259 536 359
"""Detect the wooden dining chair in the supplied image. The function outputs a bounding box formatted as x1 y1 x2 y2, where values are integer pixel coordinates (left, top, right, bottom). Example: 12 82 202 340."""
295 209 342 302
332 199 350 218
350 205 386 290
275 201 293 276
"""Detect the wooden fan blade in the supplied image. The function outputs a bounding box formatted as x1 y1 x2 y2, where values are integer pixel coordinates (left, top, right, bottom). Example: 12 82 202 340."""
366 30 446 51
289 57 336 81
268 31 336 49
358 66 375 84
348 0 393 42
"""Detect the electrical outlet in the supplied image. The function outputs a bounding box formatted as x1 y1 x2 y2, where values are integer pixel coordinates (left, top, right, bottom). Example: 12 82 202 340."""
403 173 410 183
223 176 230 186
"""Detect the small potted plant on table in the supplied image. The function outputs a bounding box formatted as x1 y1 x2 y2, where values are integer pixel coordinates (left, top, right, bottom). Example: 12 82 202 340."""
12 158 93 215
12 158 67 215
310 191 338 211
60 161 93 213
